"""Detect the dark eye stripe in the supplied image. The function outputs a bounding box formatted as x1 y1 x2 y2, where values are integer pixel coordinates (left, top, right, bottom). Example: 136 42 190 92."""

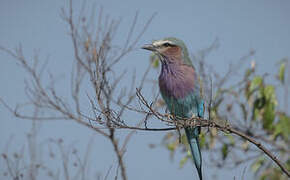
163 42 174 47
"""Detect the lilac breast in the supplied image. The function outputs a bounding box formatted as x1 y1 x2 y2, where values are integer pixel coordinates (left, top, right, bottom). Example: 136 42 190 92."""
159 62 197 99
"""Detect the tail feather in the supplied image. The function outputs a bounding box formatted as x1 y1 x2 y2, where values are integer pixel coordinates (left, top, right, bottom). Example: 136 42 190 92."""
185 127 202 180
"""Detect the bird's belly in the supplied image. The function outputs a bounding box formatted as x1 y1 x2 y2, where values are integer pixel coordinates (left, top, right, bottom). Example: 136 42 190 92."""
161 92 198 118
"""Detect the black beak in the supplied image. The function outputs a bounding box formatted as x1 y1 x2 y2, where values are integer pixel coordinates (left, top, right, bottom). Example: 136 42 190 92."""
141 44 156 51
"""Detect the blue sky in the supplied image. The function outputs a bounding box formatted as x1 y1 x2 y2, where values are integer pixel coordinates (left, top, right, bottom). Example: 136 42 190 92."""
1 0 290 180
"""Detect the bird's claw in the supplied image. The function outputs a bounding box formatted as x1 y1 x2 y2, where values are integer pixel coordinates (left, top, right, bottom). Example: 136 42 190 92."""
190 114 197 126
165 113 174 120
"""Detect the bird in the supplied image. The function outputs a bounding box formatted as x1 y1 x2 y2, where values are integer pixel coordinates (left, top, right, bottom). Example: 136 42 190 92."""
142 37 204 180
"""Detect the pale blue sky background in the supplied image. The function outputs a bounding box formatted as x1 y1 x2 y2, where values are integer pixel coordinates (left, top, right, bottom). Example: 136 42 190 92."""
1 0 290 180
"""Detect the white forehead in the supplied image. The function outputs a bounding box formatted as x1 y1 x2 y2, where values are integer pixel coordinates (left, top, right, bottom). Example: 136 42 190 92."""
152 40 173 47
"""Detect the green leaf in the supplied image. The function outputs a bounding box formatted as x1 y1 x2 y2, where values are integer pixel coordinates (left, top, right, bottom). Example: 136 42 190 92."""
152 59 159 68
150 53 159 68
166 142 177 152
247 76 263 100
180 133 188 145
252 97 265 121
262 103 275 130
221 144 229 160
264 85 277 105
278 62 286 84
252 106 260 121
250 76 263 92
274 113 290 140
261 85 277 130
199 132 206 149
179 154 190 168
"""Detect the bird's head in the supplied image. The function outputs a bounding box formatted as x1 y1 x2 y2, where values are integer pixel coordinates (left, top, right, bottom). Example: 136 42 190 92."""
142 37 192 65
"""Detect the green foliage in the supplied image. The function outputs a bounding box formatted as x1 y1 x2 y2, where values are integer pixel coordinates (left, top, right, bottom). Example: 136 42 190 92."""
278 61 286 84
221 144 229 160
179 152 191 168
247 75 278 132
274 113 290 140
150 53 159 68
199 132 206 148
248 76 263 99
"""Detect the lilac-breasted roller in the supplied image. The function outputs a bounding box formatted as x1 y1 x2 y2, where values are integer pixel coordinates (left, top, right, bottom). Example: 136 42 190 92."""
142 37 204 180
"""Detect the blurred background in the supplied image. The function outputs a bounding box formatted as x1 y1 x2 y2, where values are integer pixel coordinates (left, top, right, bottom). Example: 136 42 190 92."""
1 0 289 180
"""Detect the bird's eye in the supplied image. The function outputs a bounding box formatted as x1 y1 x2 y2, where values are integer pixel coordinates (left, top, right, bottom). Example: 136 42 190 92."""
163 43 171 47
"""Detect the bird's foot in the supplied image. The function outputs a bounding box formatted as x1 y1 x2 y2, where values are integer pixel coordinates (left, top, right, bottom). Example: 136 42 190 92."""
165 113 174 120
189 114 197 127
